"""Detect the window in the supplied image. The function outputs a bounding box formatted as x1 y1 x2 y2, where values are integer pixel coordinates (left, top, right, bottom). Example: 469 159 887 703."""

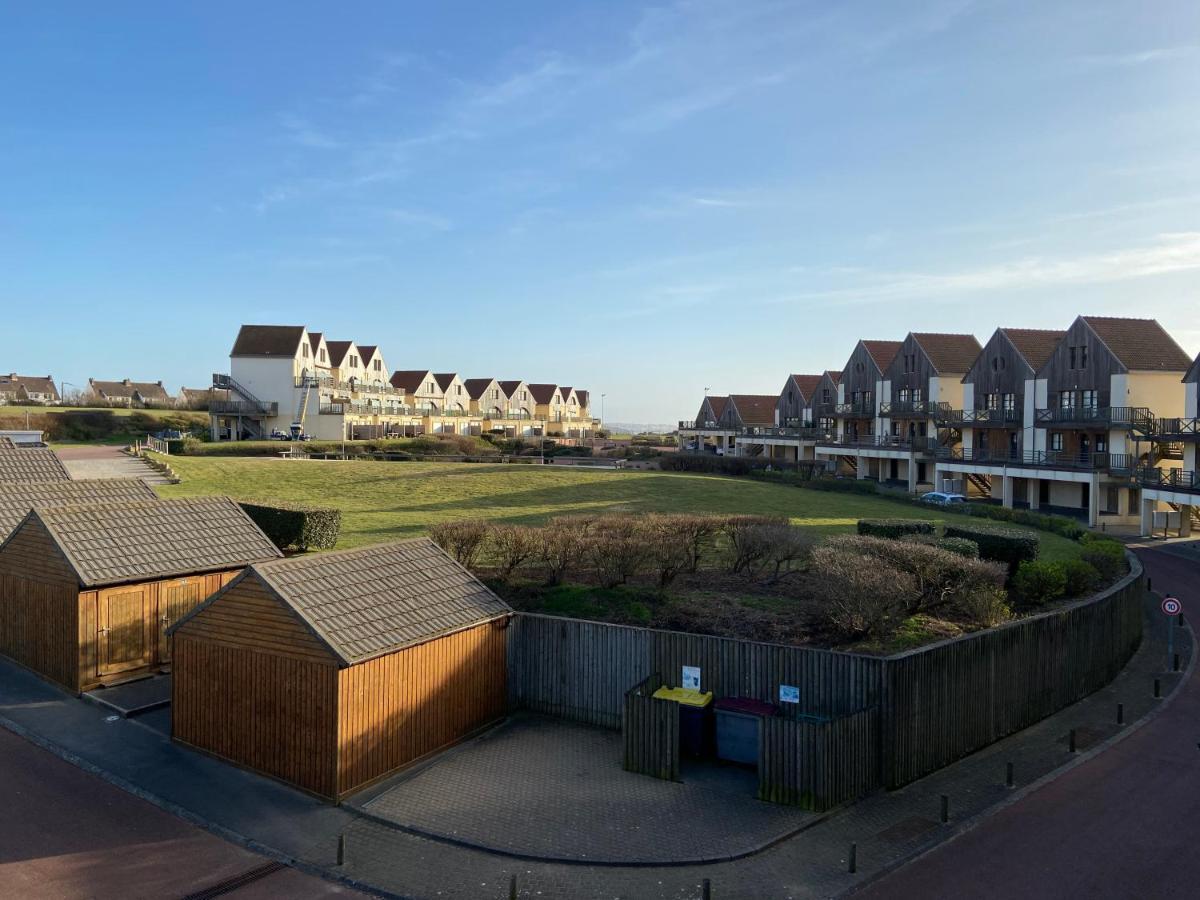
320 349 326 363
1069 345 1088 369
1051 433 1064 451
985 393 999 410
991 358 998 372
1081 390 1097 409
350 355 359 368
822 389 831 403
912 388 922 403
899 388 910 403
1069 347 1076 369
864 391 873 406
302 344 309 358
1003 393 1016 412
374 359 382 372
1059 390 1073 409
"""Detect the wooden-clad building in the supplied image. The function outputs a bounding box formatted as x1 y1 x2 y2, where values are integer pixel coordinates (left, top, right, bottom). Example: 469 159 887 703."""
0 497 281 692
169 538 513 800
0 447 72 483
0 479 158 540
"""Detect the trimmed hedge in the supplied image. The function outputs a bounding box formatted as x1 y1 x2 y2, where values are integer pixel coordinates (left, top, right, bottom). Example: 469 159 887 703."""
240 502 341 551
1011 560 1067 605
858 519 936 539
943 523 1038 572
937 536 980 558
1079 534 1127 580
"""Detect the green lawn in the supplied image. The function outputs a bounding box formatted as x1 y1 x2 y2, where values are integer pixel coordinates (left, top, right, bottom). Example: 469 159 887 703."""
156 457 1084 561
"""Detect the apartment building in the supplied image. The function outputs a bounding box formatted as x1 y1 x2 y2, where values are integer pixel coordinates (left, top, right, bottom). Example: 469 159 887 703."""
211 325 599 442
1139 352 1200 535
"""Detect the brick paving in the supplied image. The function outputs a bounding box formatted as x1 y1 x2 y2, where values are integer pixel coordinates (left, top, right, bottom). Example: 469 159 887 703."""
303 589 1194 899
355 716 815 864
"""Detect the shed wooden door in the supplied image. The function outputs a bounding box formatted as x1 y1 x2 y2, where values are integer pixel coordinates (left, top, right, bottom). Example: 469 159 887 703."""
97 588 149 676
157 579 204 663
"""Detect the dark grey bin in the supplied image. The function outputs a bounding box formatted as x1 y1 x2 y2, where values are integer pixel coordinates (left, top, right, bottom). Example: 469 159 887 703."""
714 697 778 765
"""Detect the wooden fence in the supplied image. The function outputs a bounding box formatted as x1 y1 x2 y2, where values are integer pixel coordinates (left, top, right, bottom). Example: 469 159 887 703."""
507 614 884 729
759 708 879 811
880 553 1144 788
622 674 679 781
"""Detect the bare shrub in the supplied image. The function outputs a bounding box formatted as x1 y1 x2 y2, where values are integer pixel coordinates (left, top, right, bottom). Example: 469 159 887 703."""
748 523 816 584
538 524 586 585
670 515 723 573
587 518 650 588
643 515 693 589
955 584 1012 627
810 545 913 640
489 524 539 579
429 519 490 569
721 515 788 574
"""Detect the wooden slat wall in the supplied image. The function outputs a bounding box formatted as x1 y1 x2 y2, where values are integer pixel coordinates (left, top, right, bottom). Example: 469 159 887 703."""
881 558 1144 788
622 675 679 781
508 614 883 729
759 708 879 811
336 620 508 797
0 519 80 691
172 635 339 798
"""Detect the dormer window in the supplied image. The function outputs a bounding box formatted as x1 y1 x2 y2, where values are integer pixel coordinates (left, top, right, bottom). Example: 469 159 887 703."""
320 349 327 363
302 344 309 358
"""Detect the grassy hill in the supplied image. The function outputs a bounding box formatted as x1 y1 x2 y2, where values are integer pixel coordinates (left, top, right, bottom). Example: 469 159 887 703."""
157 456 1084 562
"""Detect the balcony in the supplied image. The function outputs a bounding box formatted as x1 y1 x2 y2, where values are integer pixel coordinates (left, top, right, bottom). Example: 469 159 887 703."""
831 402 875 418
1034 406 1154 431
742 425 827 440
1139 468 1200 493
935 446 1138 473
936 408 1022 427
1155 417 1200 441
879 400 953 417
816 435 942 453
210 399 278 416
319 402 413 416
298 376 398 396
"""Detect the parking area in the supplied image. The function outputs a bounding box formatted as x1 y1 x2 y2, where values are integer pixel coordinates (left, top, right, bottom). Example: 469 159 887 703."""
350 714 816 865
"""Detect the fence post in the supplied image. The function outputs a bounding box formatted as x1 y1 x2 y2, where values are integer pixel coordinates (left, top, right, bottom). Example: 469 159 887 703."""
1117 703 1124 725
336 834 345 866
702 877 712 899
509 873 517 900
940 794 949 823
1005 761 1014 788
1154 678 1161 699
1069 729 1076 753
848 843 857 874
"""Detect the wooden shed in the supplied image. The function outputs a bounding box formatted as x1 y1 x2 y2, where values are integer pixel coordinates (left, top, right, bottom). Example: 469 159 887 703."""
0 447 72 482
169 538 512 800
0 478 158 541
0 496 281 692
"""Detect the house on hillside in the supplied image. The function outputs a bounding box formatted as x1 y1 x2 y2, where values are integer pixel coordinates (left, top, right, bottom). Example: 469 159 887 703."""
0 374 60 405
86 379 172 408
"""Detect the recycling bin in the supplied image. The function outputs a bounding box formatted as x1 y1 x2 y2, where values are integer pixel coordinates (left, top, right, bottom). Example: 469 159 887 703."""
713 697 778 766
653 686 714 757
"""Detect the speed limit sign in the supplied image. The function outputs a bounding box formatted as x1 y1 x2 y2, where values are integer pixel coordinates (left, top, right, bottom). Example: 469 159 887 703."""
1162 597 1182 616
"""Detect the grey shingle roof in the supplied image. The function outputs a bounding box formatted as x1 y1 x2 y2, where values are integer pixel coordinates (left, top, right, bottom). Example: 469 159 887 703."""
230 325 306 357
227 538 511 666
0 479 157 539
0 448 71 483
21 497 281 587
1082 317 1193 372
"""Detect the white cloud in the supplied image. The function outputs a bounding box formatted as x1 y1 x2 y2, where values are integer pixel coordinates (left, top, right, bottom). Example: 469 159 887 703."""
383 208 453 231
1076 46 1197 68
278 114 341 150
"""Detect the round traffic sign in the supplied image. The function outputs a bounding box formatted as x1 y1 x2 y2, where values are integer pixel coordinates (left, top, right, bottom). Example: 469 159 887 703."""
1162 597 1182 616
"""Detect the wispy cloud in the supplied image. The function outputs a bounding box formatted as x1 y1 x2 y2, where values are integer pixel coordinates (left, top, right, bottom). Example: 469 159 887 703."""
1076 46 1197 67
383 207 453 231
278 114 341 149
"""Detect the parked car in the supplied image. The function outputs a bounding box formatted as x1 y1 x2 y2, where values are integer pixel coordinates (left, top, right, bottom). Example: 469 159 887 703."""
920 491 966 506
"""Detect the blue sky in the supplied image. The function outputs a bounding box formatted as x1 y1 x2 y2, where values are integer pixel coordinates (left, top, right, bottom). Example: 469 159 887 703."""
3 1 1198 424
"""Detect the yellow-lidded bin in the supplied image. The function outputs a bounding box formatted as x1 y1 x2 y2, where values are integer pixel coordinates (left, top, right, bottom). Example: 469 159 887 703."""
653 687 714 756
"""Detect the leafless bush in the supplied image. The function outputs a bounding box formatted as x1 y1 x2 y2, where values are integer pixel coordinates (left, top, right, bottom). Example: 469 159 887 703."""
587 518 650 588
489 524 539 579
669 515 724 573
642 515 693 588
538 523 586 585
429 519 490 569
748 523 817 584
810 545 913 640
721 515 788 574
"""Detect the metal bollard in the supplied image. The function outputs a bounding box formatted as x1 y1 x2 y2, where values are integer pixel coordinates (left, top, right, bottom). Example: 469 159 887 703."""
1069 729 1076 753
1147 577 1152 592
1174 654 1181 672
509 873 517 900
1154 678 1161 698
1117 703 1124 725
848 843 857 874
337 834 346 867
701 877 712 899
1006 761 1014 788
940 794 949 823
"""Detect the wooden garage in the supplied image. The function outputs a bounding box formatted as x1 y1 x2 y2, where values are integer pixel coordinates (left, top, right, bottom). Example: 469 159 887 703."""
0 447 72 482
0 478 158 540
169 538 512 800
0 496 281 692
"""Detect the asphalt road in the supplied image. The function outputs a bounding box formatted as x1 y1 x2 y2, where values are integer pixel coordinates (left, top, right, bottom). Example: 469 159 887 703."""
0 727 352 899
858 544 1200 900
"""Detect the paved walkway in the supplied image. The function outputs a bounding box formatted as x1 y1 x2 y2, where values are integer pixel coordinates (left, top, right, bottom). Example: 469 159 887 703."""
0 726 350 899
354 715 814 864
55 444 172 485
0 571 1189 899
855 544 1200 900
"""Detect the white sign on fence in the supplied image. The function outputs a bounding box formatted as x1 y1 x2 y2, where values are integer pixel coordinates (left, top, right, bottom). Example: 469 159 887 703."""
681 666 701 691
779 684 800 704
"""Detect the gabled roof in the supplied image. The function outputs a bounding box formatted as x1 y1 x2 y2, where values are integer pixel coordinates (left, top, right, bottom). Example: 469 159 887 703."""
0 479 157 540
1184 352 1200 385
171 538 511 667
498 380 527 397
788 374 824 401
230 325 306 358
861 340 903 374
390 370 435 393
706 395 729 419
528 383 560 405
89 379 171 402
1081 317 1193 372
462 378 498 400
7 497 282 588
728 394 777 426
909 333 983 375
433 373 459 392
0 447 71 483
325 340 355 368
308 331 324 354
823 369 842 386
576 389 590 407
358 345 380 367
0 374 58 397
998 328 1066 373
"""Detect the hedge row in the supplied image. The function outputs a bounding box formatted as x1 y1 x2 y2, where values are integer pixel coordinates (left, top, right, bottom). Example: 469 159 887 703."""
943 523 1039 573
857 519 936 539
239 502 342 551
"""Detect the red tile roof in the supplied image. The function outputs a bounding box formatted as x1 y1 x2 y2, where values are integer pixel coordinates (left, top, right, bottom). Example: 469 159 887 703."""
861 340 903 373
998 328 1066 372
789 374 824 401
1082 317 1193 372
910 333 983 375
728 394 777 426
707 395 728 419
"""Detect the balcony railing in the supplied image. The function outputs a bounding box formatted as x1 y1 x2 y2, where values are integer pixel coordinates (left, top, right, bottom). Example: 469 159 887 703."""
832 402 875 417
1138 468 1200 492
211 399 279 416
816 435 942 452
1155 417 1200 441
879 400 953 417
935 408 1022 427
935 446 1138 473
1034 406 1154 431
299 376 399 396
742 426 827 439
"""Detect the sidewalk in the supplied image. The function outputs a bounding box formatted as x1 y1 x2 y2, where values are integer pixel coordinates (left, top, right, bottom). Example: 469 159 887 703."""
0 588 1190 900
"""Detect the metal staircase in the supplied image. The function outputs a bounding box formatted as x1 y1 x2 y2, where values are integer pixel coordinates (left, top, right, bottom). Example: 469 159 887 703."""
292 375 316 437
965 472 992 498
